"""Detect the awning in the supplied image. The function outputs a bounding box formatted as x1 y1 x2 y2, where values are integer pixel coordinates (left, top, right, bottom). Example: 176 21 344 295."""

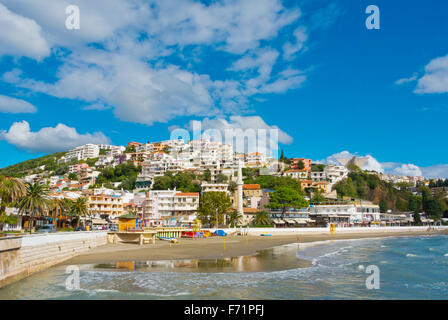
92 218 108 225
294 218 308 224
273 219 285 224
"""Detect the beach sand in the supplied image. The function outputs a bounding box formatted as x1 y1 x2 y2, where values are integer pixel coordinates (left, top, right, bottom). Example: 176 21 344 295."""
66 229 448 265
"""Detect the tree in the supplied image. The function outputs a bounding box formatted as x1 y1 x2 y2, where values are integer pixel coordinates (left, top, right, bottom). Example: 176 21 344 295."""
297 160 305 170
227 210 242 227
379 199 388 213
51 198 73 228
18 183 52 234
68 173 77 180
252 211 271 225
70 198 89 228
216 173 228 183
202 169 211 182
197 192 232 227
413 212 422 226
267 187 308 219
0 175 26 215
311 190 326 204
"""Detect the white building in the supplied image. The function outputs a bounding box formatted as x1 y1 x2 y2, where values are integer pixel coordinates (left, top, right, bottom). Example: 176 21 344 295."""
144 190 199 226
309 201 380 226
65 144 100 162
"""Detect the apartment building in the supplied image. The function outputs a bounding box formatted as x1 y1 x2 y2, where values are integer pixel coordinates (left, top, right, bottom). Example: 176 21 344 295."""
233 184 263 211
290 158 312 171
65 144 100 162
324 165 349 184
144 190 199 226
86 193 124 218
285 169 309 179
245 152 267 168
201 183 229 194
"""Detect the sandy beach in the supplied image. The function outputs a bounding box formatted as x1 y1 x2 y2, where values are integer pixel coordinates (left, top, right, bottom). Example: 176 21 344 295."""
66 229 448 265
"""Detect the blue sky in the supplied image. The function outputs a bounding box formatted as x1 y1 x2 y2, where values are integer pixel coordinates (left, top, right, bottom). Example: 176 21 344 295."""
0 0 447 178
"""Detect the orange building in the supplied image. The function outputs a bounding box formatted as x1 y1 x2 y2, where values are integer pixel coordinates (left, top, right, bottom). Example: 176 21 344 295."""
290 158 312 172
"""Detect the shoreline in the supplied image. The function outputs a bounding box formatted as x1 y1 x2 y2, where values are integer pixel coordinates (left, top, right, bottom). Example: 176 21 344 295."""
65 229 448 265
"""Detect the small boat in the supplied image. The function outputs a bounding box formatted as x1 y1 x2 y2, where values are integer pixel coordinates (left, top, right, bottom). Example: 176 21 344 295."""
159 237 179 243
260 233 272 237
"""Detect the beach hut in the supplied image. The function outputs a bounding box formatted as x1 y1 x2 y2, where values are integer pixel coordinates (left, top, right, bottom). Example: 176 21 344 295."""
118 214 138 232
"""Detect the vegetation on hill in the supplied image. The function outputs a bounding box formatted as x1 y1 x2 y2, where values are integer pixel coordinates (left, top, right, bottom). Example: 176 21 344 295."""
333 170 448 219
95 163 142 191
152 171 201 192
0 152 67 177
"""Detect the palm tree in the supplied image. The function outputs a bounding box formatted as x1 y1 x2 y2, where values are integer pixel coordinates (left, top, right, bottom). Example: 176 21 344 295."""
252 211 272 226
0 175 26 230
70 198 88 228
18 183 52 234
51 198 73 229
227 210 242 227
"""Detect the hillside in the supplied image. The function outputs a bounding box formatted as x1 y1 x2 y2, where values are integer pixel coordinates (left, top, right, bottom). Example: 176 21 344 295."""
0 152 67 178
333 169 447 219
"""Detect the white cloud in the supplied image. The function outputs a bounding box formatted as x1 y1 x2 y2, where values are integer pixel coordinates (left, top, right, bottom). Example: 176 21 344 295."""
392 164 422 177
420 164 448 179
0 121 110 153
283 26 308 60
395 73 418 85
0 0 338 126
324 151 384 173
0 95 37 114
1 0 143 49
144 0 301 54
0 3 50 60
414 54 448 94
324 151 448 179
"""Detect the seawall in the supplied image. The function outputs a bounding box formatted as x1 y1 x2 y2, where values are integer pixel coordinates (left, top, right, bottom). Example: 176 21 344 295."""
0 231 107 288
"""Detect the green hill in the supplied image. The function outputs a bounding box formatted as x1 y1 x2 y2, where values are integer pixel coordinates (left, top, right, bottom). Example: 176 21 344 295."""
0 152 67 178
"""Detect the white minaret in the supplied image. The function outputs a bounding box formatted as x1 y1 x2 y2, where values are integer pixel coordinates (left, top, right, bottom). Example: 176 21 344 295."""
237 161 244 216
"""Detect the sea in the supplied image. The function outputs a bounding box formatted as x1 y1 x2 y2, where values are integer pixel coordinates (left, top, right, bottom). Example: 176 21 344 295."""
1 234 447 300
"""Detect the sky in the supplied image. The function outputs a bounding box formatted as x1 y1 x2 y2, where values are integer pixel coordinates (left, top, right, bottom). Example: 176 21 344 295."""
0 0 447 178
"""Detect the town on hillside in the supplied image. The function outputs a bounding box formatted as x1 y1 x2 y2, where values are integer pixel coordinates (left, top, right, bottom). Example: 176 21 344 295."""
1 139 447 233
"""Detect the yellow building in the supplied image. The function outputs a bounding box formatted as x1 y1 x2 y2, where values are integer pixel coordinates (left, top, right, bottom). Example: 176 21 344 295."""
118 214 138 231
87 194 124 217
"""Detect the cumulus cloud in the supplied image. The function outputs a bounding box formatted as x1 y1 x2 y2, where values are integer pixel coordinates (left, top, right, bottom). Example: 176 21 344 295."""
392 164 422 177
414 54 448 94
0 95 37 113
1 0 143 49
0 121 110 153
0 0 339 126
0 3 50 60
324 151 384 173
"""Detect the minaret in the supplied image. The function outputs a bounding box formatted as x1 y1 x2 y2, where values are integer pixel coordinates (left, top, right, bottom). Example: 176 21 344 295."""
237 161 244 216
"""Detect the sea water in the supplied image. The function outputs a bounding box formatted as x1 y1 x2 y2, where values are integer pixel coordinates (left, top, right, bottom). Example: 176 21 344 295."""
1 235 447 300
